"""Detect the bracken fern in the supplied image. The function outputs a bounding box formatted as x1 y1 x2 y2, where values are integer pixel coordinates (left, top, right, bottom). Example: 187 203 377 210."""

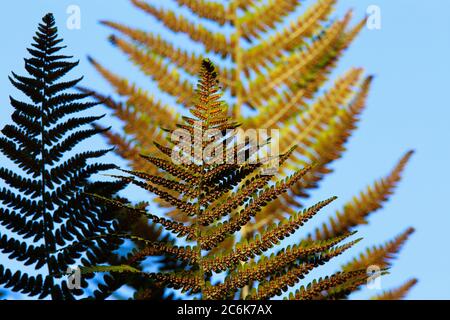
82 60 388 300
84 0 417 298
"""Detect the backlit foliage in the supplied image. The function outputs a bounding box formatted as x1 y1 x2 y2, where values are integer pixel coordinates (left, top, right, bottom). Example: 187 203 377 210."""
372 278 418 300
86 0 416 298
85 60 376 300
0 13 124 299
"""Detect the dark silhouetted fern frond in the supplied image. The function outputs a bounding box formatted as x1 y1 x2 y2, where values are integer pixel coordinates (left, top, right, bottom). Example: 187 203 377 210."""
0 13 126 300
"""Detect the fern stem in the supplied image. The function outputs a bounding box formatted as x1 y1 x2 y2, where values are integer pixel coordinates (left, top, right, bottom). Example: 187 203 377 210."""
233 10 250 294
232 4 242 119
195 197 207 298
40 19 55 299
195 136 207 299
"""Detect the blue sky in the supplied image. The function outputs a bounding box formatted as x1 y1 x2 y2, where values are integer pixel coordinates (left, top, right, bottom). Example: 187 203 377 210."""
0 0 449 300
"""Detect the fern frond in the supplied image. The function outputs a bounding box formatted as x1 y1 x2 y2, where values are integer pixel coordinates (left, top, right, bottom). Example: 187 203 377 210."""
0 13 124 299
0 266 57 299
205 231 356 274
247 13 366 126
131 0 231 57
147 271 201 293
289 269 369 300
84 60 362 300
248 66 363 136
89 0 416 300
280 75 373 206
60 233 197 266
371 278 418 300
242 0 335 73
140 155 199 183
313 151 414 240
109 35 195 107
245 15 349 106
87 194 195 239
119 169 194 195
98 129 159 174
86 58 178 126
246 240 360 300
101 21 204 77
0 208 43 242
278 68 363 147
200 166 313 250
199 173 273 226
175 0 229 26
86 266 201 294
343 228 414 272
239 0 302 41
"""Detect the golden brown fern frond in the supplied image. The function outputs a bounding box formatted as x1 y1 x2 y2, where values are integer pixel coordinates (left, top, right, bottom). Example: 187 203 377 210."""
243 14 362 127
242 0 336 73
89 0 415 299
252 15 367 129
278 68 364 146
92 0 369 175
230 0 258 11
244 239 361 300
248 74 372 231
90 0 371 174
284 75 374 200
175 0 229 25
372 278 418 300
238 0 302 41
245 15 350 107
102 130 159 174
203 231 354 273
131 0 231 57
85 60 363 300
109 36 195 107
87 57 177 126
288 269 371 300
343 227 415 272
313 150 414 240
101 21 207 77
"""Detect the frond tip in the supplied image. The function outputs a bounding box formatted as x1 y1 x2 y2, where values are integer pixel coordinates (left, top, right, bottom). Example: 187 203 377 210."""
372 278 418 300
313 150 414 240
289 269 373 300
343 227 415 272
